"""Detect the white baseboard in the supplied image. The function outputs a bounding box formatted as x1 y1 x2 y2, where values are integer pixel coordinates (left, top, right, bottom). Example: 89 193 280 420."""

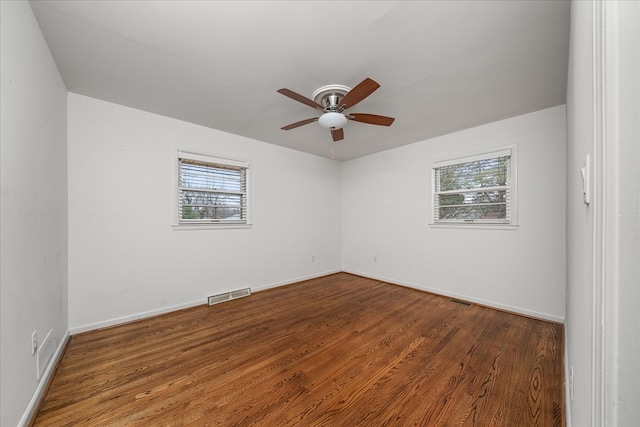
70 269 342 335
343 269 565 324
69 299 205 335
18 329 70 427
73 268 561 334
251 269 342 293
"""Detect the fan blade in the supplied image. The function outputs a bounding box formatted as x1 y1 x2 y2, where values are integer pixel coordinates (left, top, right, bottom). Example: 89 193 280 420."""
339 78 380 109
331 127 344 142
348 113 395 126
277 88 323 110
281 117 319 130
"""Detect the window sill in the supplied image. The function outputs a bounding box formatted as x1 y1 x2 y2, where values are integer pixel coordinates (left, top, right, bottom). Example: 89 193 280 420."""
172 223 253 231
429 223 519 231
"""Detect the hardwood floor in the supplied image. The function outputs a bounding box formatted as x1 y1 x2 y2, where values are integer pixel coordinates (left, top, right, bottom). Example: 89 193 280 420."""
33 273 564 426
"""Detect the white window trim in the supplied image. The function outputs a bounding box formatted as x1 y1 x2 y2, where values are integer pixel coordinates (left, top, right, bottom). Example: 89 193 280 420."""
429 145 518 229
172 150 252 230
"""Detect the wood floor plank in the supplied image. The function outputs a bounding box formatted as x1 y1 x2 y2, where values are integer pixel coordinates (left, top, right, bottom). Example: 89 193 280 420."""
33 273 564 426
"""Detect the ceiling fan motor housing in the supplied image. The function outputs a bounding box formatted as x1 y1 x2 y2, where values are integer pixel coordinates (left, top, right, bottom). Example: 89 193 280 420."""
323 93 342 110
312 84 351 112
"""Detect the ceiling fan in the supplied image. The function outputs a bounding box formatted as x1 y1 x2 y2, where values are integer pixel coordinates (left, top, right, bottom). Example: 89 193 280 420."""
277 77 395 142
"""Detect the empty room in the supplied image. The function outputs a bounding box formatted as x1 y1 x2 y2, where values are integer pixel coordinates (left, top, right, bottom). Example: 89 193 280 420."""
1 1 638 426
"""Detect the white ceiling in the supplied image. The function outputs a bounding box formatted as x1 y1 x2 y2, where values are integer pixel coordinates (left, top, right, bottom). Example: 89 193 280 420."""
30 1 570 161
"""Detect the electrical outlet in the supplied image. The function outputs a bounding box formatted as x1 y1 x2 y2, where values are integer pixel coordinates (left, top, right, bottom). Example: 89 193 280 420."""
373 256 378 263
31 331 37 355
312 255 316 262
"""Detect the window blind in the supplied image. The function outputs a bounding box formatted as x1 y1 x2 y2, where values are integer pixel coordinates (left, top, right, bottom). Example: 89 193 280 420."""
178 154 248 224
433 153 512 223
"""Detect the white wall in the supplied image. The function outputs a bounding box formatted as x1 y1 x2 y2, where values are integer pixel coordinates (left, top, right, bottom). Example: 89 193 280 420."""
67 94 342 331
566 1 640 426
610 3 640 424
565 2 596 424
343 105 566 322
0 2 69 426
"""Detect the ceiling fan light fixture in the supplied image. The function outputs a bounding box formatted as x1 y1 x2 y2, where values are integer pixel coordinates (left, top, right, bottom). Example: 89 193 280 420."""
318 112 347 129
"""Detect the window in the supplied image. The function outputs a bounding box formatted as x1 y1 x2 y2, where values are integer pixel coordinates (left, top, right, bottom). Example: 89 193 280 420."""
432 146 517 225
176 151 250 226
